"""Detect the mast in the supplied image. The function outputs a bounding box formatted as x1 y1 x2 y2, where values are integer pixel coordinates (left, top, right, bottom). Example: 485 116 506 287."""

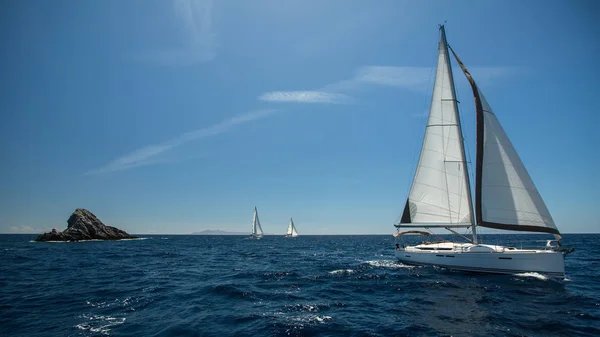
439 25 478 244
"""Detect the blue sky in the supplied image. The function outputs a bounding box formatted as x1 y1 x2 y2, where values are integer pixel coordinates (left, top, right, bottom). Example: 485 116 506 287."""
1 0 598 235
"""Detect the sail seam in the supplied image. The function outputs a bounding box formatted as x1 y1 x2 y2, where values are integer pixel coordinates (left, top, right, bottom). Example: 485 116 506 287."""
421 148 463 158
482 184 535 190
413 181 467 195
480 207 552 216
484 213 552 220
415 164 460 176
409 201 469 215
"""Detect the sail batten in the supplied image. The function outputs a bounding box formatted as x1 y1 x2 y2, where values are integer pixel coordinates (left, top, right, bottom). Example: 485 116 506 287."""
401 27 474 226
448 46 560 236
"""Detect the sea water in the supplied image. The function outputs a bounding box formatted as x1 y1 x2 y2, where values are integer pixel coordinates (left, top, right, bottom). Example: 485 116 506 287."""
0 234 598 336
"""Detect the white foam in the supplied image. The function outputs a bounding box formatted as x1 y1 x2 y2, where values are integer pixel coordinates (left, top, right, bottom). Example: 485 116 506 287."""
364 260 415 269
289 314 332 324
514 272 548 281
315 315 332 323
328 269 355 275
75 315 125 335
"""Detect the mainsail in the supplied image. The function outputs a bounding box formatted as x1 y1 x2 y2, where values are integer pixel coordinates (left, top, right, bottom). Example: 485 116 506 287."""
449 47 560 237
252 207 264 237
400 27 474 228
286 218 299 237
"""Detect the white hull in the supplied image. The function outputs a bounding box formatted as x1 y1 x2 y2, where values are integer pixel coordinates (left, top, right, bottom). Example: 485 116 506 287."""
395 242 565 278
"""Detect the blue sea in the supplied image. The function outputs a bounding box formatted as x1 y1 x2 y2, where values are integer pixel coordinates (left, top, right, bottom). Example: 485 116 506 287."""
0 234 598 337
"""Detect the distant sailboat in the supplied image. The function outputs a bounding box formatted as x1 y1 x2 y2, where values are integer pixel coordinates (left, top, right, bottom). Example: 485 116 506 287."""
393 26 573 278
250 207 263 239
284 218 299 238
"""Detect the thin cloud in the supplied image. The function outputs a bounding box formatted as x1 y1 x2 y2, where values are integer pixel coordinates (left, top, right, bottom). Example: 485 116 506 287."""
326 66 520 93
141 0 217 66
322 66 433 93
355 66 432 89
259 65 519 104
259 91 350 104
86 109 278 175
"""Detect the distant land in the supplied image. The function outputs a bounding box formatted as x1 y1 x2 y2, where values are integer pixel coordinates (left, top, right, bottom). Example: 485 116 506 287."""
191 230 249 235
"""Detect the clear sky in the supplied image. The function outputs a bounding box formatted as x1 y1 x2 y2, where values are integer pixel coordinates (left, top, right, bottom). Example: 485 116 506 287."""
1 0 598 235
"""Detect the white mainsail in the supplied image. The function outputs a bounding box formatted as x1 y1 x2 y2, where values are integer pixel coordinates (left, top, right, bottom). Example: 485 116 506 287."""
400 28 473 227
449 47 561 238
286 218 299 237
251 207 263 238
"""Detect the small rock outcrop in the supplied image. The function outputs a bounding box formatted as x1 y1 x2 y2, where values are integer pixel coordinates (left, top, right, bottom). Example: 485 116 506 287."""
35 209 136 242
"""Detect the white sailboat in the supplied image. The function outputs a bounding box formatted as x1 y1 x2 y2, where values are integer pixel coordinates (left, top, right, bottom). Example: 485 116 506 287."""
284 218 299 238
394 26 573 278
250 207 263 239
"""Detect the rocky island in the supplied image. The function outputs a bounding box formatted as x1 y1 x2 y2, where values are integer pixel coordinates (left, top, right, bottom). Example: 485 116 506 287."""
35 208 136 242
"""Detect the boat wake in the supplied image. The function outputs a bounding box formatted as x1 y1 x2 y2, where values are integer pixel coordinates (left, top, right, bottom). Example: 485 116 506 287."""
364 260 415 269
513 272 549 281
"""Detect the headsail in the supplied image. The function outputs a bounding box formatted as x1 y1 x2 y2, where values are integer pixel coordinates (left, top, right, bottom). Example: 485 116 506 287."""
449 47 561 238
400 26 474 228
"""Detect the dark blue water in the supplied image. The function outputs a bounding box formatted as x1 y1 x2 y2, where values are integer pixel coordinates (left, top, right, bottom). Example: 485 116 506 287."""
0 234 598 336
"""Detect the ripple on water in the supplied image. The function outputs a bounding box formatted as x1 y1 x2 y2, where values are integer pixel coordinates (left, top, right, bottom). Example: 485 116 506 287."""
0 234 597 336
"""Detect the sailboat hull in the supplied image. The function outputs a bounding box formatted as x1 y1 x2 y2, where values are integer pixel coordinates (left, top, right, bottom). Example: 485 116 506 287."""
395 243 565 278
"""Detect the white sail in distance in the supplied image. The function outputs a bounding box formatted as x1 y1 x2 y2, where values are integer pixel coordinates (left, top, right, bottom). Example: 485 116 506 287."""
252 207 264 237
400 28 473 227
286 218 299 237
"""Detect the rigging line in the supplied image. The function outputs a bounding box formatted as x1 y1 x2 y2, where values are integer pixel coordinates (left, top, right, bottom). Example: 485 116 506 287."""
448 43 476 238
423 229 448 243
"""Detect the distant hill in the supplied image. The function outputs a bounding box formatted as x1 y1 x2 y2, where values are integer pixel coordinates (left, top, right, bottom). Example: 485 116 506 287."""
192 230 248 235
